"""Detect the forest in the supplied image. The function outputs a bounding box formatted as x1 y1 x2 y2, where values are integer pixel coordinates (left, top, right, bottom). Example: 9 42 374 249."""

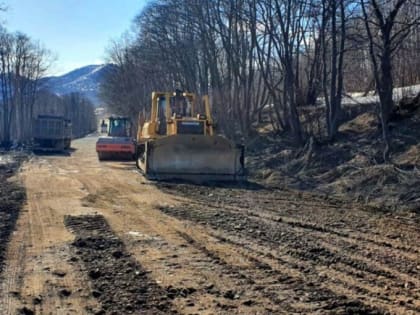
0 23 97 148
102 0 420 160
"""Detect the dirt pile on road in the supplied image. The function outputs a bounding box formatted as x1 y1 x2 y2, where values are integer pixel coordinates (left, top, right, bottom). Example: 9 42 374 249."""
0 153 26 273
248 92 420 212
65 214 177 315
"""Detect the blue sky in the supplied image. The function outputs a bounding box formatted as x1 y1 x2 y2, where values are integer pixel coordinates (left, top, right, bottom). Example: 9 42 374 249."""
3 0 149 76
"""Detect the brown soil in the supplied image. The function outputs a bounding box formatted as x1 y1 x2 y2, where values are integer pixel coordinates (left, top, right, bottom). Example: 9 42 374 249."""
0 136 418 314
65 214 175 314
158 182 420 314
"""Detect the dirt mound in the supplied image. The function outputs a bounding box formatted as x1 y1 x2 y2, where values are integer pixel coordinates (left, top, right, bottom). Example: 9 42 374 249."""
339 112 377 134
392 91 420 121
248 93 420 212
65 214 176 314
320 164 420 210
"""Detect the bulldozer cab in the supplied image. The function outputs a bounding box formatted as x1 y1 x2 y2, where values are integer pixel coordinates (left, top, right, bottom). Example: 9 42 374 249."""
170 90 191 117
108 117 131 137
146 91 213 137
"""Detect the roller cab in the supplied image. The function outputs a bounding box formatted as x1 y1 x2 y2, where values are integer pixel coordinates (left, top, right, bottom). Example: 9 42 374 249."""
96 117 136 161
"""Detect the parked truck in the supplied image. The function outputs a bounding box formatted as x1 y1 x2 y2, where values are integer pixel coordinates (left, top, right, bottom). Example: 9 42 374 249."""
33 115 72 152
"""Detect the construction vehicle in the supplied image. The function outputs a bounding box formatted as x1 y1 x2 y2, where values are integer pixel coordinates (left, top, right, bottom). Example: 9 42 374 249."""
33 115 72 152
96 117 136 160
136 91 245 181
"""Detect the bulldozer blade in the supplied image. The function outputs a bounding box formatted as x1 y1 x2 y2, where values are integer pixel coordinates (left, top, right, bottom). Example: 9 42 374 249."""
139 135 245 182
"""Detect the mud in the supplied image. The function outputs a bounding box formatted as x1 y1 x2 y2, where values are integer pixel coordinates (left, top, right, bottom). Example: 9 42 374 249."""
157 182 420 314
65 214 177 315
0 153 26 273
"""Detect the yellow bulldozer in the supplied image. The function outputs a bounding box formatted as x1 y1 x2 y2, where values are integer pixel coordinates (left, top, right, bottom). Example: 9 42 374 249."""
136 91 245 182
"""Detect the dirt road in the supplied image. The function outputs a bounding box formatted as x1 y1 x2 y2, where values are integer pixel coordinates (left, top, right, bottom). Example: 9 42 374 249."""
0 135 419 314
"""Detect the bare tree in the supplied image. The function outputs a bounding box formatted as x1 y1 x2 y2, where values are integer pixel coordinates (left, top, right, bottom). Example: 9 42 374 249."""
254 0 307 144
0 28 50 147
360 0 420 160
0 27 13 146
319 0 349 140
100 0 420 149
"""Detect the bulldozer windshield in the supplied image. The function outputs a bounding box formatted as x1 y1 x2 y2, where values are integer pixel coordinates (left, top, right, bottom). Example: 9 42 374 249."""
170 96 191 117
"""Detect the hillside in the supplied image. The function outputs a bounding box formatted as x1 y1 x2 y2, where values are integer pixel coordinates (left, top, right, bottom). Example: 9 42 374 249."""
248 87 420 212
40 64 114 107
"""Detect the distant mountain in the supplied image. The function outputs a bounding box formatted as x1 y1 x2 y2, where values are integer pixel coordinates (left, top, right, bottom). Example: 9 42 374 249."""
40 64 114 107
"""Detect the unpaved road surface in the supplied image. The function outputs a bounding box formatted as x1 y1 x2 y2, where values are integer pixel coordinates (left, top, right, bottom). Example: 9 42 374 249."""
0 135 419 314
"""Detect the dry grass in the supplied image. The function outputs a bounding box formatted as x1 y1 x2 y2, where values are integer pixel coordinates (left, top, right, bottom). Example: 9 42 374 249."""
248 93 420 212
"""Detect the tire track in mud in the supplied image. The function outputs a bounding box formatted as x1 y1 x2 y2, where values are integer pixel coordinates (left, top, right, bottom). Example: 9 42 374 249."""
64 214 177 315
174 230 375 314
207 229 419 314
161 205 384 314
220 203 420 282
186 197 420 272
175 186 420 252
157 183 420 314
162 183 420 267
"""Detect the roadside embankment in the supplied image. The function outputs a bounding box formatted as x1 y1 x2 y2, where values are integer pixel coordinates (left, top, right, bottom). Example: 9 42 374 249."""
0 152 26 273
